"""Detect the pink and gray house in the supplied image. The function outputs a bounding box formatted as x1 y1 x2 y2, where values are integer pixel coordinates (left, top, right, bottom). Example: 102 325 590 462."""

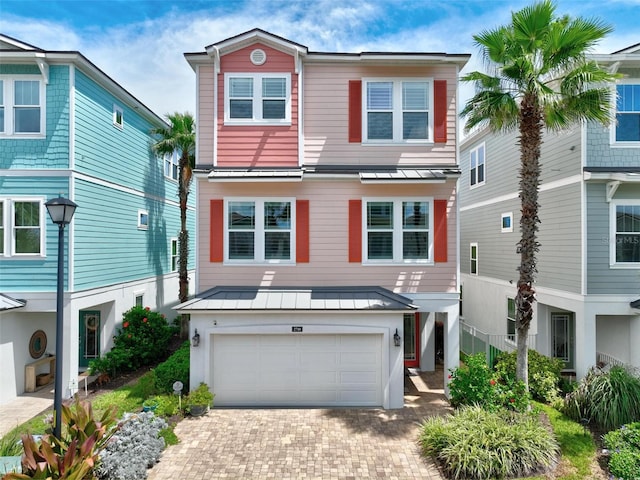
180 29 469 408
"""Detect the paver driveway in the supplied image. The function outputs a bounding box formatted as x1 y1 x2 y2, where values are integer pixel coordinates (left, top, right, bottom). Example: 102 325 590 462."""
147 369 451 480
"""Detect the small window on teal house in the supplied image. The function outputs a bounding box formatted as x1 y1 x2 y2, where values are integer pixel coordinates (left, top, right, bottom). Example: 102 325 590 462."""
170 238 178 271
113 104 124 128
138 210 149 230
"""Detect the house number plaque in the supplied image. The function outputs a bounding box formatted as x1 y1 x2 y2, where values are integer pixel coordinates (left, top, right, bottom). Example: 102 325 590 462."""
291 326 303 332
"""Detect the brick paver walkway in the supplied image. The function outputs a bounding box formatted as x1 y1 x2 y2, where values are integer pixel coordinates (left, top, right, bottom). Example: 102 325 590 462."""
147 369 450 480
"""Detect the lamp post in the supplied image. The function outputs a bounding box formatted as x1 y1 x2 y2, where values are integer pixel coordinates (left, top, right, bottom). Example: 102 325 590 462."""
45 196 77 439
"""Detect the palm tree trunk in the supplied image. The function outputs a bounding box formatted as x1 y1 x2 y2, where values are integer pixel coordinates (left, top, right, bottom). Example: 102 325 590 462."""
515 93 542 389
178 152 190 339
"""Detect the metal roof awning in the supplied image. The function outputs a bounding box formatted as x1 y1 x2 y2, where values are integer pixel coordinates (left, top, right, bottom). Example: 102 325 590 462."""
208 169 303 182
0 293 26 311
631 299 640 311
176 286 417 312
359 169 447 183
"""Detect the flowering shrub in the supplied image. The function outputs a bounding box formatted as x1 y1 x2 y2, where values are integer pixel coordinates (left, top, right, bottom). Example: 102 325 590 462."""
90 306 177 376
97 411 168 480
449 353 529 412
603 422 640 479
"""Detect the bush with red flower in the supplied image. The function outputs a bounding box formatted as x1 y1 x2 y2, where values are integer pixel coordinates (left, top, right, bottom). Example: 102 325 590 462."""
89 306 178 377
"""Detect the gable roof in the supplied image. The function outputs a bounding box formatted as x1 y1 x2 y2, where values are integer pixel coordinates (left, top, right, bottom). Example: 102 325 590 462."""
184 28 470 71
176 286 417 312
0 33 167 127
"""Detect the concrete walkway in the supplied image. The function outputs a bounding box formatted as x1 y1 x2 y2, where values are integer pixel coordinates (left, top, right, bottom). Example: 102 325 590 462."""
0 386 54 437
147 368 450 480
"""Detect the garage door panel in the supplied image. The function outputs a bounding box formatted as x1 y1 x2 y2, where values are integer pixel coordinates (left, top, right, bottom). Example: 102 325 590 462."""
300 351 338 366
212 333 383 407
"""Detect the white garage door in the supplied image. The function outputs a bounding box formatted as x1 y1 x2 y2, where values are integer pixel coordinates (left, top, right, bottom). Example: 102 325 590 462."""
211 334 383 407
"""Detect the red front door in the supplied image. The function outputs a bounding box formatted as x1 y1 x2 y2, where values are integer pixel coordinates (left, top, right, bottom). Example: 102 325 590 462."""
404 313 420 368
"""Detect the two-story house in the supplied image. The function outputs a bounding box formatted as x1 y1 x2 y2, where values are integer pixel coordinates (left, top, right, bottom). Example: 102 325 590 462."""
0 35 195 404
459 44 640 380
180 29 469 408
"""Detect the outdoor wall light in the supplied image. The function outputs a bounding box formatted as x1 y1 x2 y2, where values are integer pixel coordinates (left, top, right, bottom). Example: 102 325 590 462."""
393 328 402 347
192 329 200 347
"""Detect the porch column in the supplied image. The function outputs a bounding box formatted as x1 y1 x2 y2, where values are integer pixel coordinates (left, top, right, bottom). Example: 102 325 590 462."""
420 312 435 372
443 303 459 398
575 305 597 380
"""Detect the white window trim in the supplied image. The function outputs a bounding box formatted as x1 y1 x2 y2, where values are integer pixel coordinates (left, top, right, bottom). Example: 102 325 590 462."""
113 104 124 129
138 209 149 230
501 212 513 233
506 297 516 345
362 197 434 265
0 197 46 258
224 197 296 264
362 77 433 145
610 79 640 147
163 151 179 181
609 199 640 268
0 75 46 138
224 72 291 126
470 142 486 188
470 242 478 275
170 237 178 272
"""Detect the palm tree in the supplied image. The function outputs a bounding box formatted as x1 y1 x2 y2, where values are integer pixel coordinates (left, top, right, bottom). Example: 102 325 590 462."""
152 112 196 338
461 0 619 388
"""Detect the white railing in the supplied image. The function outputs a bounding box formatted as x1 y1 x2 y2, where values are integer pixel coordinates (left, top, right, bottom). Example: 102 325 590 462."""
597 352 640 377
460 320 536 364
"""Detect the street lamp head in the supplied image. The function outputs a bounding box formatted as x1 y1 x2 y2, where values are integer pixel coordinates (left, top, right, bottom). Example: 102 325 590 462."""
46 197 77 226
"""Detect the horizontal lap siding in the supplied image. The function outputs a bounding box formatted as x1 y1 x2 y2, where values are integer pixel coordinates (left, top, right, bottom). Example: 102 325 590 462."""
0 176 71 291
217 44 298 167
197 179 456 294
197 65 216 166
587 183 640 295
74 70 165 195
73 178 188 289
303 64 459 167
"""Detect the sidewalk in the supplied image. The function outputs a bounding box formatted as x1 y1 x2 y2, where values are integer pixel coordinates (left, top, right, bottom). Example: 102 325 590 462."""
0 387 54 437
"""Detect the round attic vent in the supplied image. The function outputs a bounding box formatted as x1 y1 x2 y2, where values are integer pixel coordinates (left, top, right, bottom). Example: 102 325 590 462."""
250 48 267 65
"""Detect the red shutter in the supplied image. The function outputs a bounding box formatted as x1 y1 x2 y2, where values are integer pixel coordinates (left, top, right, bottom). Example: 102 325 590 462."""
348 199 362 262
296 200 309 263
210 199 224 263
434 80 447 143
434 199 448 263
348 80 362 143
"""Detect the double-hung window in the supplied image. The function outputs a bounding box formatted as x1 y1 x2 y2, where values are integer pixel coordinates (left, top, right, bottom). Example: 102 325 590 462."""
0 77 45 136
226 199 294 262
364 198 432 263
470 242 478 275
615 83 640 143
1 198 45 257
225 73 290 124
470 143 485 187
611 201 640 265
163 151 179 181
170 238 178 271
364 78 431 143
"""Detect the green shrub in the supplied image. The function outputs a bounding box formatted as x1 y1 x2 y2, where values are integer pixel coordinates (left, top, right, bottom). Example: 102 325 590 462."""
562 366 640 431
154 341 190 394
603 422 640 480
494 349 564 402
420 405 559 479
448 353 529 412
90 306 177 376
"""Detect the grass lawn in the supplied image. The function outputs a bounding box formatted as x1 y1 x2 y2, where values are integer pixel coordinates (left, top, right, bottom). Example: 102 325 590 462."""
529 401 605 480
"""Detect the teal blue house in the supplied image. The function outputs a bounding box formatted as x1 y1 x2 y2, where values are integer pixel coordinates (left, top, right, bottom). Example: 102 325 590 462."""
0 34 195 404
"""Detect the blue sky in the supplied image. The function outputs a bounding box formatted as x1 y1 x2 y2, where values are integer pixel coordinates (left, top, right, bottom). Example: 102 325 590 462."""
1 0 638 116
